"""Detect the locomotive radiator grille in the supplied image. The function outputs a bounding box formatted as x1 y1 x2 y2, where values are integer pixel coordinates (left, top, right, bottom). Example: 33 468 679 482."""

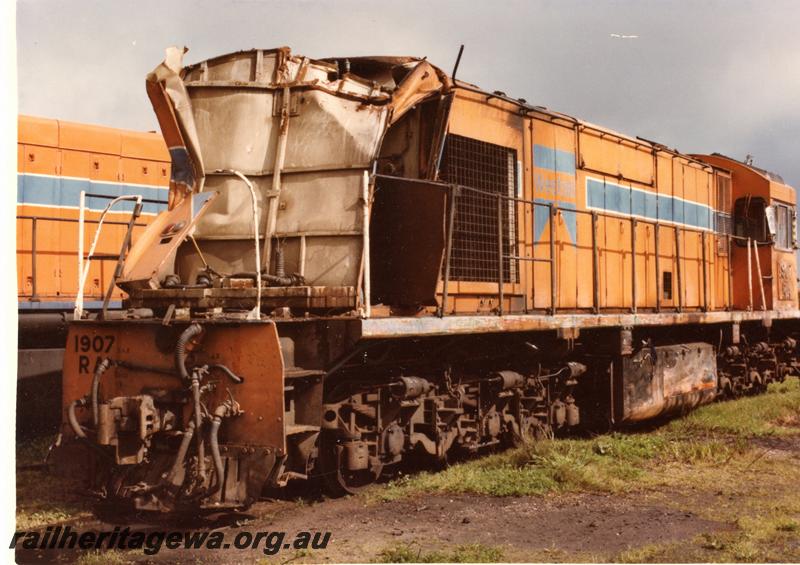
440 134 519 283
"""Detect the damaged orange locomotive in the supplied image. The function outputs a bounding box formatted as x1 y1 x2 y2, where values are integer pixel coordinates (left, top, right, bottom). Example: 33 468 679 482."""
54 46 800 512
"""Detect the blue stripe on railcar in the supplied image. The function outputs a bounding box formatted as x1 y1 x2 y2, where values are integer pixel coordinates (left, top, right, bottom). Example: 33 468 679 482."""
17 174 168 215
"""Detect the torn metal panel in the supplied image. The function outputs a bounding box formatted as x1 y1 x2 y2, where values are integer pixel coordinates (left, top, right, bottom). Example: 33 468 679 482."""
388 61 448 125
146 46 206 210
143 46 448 293
117 191 217 290
370 175 448 306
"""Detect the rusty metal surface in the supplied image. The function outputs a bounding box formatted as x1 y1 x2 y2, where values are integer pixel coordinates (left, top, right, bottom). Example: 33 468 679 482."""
621 342 717 422
62 320 285 450
143 47 449 294
369 175 447 306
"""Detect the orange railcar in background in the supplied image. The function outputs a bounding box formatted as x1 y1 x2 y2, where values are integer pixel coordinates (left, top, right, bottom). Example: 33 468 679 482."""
17 116 169 432
17 115 169 309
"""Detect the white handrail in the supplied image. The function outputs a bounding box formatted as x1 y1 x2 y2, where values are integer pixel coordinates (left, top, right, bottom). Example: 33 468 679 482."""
74 194 143 318
226 170 262 319
362 170 371 318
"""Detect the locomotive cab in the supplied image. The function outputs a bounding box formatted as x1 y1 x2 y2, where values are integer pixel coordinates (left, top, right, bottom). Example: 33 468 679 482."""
694 153 798 312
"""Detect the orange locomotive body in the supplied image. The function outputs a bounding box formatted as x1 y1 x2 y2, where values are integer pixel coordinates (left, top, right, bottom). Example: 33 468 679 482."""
54 47 800 512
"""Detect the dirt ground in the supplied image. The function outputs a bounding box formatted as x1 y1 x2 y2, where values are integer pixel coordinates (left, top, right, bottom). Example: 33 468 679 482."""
239 490 729 562
15 395 800 563
13 485 743 563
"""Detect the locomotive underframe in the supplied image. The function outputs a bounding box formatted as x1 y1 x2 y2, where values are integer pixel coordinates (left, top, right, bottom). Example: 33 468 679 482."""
55 309 800 510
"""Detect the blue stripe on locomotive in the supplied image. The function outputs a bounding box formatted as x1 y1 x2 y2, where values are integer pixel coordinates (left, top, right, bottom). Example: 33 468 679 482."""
586 178 712 230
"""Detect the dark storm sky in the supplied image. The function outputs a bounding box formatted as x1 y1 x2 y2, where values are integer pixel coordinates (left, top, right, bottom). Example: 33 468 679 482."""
16 0 800 188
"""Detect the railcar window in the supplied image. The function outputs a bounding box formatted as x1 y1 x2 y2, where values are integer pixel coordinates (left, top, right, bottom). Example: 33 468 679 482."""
733 197 768 246
439 134 519 283
714 175 732 255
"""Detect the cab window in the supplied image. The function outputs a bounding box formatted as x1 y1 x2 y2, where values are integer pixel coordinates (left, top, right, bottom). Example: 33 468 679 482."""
733 197 768 245
772 203 795 250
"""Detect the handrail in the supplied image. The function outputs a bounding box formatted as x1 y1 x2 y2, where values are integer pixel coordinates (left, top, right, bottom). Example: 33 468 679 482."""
441 182 737 317
17 214 151 302
75 193 143 318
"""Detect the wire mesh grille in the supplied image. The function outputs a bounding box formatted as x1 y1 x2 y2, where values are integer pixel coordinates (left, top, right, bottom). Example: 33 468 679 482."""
440 134 519 283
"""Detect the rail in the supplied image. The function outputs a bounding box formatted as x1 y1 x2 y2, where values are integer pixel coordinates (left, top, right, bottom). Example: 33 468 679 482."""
439 183 766 317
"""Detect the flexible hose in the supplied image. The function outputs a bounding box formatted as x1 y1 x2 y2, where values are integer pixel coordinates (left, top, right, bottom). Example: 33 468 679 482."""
206 417 224 499
175 323 203 381
208 364 244 384
174 323 205 480
90 358 111 427
191 376 206 481
68 398 88 439
163 420 196 487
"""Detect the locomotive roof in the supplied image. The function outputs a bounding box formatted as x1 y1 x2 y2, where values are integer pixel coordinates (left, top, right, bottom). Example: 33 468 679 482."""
708 153 786 184
178 47 723 172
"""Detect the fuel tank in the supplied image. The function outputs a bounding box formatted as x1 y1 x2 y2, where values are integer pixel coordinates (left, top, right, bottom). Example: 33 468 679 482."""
619 342 718 422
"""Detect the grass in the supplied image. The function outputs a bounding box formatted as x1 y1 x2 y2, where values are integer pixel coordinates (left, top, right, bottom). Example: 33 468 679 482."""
611 509 800 564
664 380 800 437
16 433 94 529
375 542 504 563
371 380 800 502
75 550 132 565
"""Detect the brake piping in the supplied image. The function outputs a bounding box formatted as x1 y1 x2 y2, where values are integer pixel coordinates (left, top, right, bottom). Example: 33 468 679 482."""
90 358 111 428
175 323 203 381
69 322 245 502
173 323 246 501
206 395 242 499
68 398 89 439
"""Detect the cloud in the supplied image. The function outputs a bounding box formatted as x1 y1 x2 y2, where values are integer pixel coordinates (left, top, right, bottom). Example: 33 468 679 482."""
16 0 800 188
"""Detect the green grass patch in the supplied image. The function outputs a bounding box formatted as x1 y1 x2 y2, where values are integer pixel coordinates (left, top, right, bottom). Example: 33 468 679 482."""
372 380 800 502
16 434 93 529
375 542 504 563
75 549 134 565
664 380 800 438
17 434 57 467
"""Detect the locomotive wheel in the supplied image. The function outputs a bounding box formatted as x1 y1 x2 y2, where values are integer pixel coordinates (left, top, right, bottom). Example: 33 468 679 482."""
319 432 382 497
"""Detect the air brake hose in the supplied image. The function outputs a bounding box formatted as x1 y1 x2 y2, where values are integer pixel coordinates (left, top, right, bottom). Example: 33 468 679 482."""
208 363 244 384
174 324 206 480
206 400 240 500
191 374 206 481
175 323 203 381
206 416 224 499
68 398 88 439
90 358 111 428
163 420 196 488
